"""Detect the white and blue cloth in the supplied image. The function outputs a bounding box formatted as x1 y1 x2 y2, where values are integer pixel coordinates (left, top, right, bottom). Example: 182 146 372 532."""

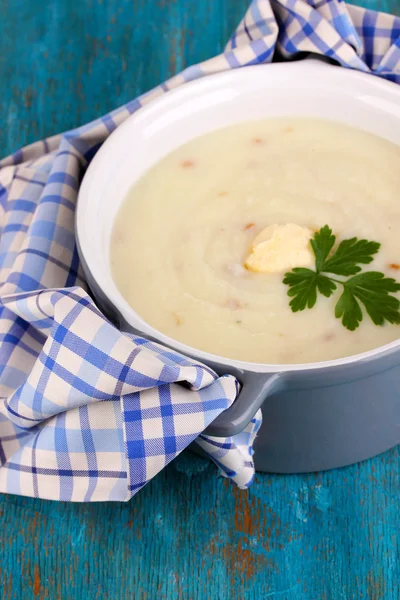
0 0 399 501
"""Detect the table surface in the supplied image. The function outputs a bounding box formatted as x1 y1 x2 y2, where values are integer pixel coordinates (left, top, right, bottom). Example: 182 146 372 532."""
1 1 400 598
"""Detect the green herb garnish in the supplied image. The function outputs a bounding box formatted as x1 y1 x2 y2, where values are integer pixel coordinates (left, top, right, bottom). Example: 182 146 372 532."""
283 225 400 331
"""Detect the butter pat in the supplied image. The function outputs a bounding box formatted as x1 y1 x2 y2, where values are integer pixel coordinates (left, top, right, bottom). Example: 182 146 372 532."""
245 223 314 273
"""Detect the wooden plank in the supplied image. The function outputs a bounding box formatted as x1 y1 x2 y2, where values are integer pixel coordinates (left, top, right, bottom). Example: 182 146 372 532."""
1 449 400 599
2 0 398 157
0 0 248 156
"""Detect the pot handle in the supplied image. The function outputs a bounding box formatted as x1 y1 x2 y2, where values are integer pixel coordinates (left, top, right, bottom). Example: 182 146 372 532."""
204 372 283 438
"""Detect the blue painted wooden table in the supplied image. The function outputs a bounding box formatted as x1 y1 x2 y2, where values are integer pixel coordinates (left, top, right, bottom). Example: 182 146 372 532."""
1 1 400 598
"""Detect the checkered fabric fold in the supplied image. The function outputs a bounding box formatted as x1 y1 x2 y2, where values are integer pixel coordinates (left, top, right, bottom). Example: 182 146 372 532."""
1 0 399 501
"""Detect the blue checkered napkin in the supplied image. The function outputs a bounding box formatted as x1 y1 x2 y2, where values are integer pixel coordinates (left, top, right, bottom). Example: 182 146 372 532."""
0 287 247 500
1 0 399 502
226 0 400 82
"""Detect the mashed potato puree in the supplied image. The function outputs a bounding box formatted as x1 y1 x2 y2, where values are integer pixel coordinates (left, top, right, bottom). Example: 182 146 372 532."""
111 119 400 364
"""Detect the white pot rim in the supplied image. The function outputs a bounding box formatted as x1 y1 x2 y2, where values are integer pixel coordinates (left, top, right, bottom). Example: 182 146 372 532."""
76 59 400 373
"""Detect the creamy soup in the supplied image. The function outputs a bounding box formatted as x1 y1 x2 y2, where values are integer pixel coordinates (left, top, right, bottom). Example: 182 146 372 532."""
111 119 400 364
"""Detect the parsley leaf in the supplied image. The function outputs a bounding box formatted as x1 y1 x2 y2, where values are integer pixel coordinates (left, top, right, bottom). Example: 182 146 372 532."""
339 272 400 329
334 286 362 331
322 238 380 276
283 269 336 311
310 225 336 272
283 226 400 331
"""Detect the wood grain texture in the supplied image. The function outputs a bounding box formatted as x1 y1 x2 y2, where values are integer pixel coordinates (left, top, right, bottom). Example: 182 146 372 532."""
1 0 400 598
